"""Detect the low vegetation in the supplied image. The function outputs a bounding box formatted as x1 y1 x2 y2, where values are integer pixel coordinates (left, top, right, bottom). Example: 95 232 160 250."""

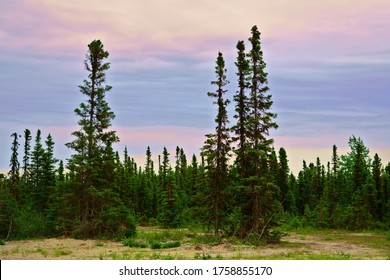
1 227 389 260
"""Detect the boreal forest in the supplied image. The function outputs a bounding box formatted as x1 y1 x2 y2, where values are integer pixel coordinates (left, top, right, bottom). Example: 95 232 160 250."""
1 26 389 242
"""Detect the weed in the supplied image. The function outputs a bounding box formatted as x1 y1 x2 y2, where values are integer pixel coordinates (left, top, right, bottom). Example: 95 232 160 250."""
162 254 175 260
137 230 186 243
95 242 104 247
162 241 181 249
54 248 72 257
322 235 334 241
192 234 221 245
0 239 5 245
194 252 211 260
36 247 48 258
150 252 161 259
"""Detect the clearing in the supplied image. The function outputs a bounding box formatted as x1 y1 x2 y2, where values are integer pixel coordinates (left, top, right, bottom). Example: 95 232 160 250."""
1 228 389 260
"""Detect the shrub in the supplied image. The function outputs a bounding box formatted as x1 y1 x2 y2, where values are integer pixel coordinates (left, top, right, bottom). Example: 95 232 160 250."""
13 207 47 239
150 241 162 249
162 241 181 249
122 239 147 248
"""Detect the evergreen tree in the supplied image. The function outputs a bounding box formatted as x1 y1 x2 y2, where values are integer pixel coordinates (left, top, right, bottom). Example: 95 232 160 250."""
22 129 32 186
372 153 383 220
65 39 123 237
8 133 20 199
202 52 231 236
237 26 280 239
29 129 45 211
232 40 250 177
277 147 290 209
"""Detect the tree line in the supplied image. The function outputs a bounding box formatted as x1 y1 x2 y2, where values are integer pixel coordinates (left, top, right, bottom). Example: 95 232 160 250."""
1 26 389 241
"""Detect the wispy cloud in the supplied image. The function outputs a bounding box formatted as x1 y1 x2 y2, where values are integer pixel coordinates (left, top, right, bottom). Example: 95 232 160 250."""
1 0 390 172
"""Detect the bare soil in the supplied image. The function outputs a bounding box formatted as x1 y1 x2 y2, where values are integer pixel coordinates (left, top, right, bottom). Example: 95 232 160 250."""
1 231 389 260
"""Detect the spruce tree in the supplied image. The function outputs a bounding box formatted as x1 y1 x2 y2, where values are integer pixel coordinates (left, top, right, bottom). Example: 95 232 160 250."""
232 40 250 177
66 39 121 237
22 129 32 186
202 52 231 236
29 129 45 211
8 133 20 196
238 26 280 239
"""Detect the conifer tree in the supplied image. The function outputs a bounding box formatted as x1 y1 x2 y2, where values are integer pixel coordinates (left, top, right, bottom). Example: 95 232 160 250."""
8 133 20 196
232 40 250 177
237 26 280 239
65 39 122 237
202 52 231 235
29 129 45 211
22 129 32 186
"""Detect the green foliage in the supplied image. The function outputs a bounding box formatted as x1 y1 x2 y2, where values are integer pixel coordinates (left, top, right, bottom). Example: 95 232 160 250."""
150 241 162 249
162 241 181 249
13 207 47 239
194 252 212 260
0 239 5 245
192 234 221 245
122 239 147 248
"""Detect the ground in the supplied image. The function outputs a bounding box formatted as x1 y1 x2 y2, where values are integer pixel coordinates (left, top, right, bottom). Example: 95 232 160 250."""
1 228 389 260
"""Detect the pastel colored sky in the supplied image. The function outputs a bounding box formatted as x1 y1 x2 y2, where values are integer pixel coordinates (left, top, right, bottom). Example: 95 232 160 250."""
1 0 390 174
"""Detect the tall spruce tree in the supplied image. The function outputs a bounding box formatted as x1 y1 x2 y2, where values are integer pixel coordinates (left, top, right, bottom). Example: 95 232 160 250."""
238 25 280 238
8 132 20 201
22 129 32 186
9 133 20 185
202 52 231 236
232 40 250 177
66 39 121 237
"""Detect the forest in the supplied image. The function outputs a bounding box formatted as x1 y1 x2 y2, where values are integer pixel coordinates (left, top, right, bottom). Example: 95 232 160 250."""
1 26 389 243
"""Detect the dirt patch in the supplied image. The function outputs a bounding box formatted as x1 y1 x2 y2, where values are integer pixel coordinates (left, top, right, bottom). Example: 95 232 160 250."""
1 232 389 260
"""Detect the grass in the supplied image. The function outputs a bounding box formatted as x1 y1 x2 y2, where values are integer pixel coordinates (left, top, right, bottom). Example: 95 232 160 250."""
251 251 355 260
194 252 211 260
122 239 147 248
2 226 389 260
54 248 72 257
36 247 48 258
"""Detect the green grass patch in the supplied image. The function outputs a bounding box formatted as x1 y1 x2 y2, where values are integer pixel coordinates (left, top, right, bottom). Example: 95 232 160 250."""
162 241 181 249
122 239 147 248
36 247 48 258
0 239 5 245
191 234 221 245
194 252 211 260
137 229 187 243
54 248 72 257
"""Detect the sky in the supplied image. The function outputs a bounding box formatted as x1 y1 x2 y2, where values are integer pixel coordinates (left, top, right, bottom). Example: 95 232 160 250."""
1 0 390 174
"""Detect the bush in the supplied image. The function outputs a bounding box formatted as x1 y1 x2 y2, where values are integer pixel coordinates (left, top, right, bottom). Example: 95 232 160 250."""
122 239 147 248
162 241 181 249
150 241 162 249
0 239 5 245
13 207 47 239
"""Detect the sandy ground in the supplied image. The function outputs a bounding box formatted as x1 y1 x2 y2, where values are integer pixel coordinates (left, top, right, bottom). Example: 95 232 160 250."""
1 232 389 260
